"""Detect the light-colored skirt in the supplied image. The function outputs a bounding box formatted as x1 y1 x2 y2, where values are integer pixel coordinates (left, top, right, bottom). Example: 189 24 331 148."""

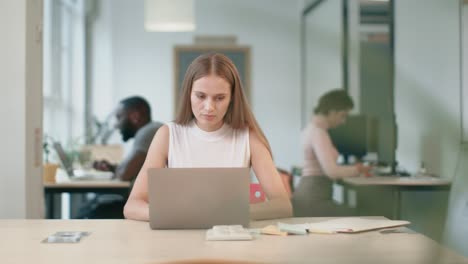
292 176 355 217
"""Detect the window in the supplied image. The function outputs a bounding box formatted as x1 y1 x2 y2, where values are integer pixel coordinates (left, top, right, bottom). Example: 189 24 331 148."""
43 0 86 148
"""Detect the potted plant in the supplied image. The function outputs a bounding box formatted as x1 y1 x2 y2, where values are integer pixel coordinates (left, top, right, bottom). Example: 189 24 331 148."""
43 134 59 183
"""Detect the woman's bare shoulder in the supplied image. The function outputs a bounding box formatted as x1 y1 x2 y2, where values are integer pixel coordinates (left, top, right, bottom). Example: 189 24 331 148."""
150 124 169 152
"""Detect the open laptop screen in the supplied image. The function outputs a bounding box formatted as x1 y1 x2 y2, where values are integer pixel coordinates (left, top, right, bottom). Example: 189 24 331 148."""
148 168 250 229
53 142 74 177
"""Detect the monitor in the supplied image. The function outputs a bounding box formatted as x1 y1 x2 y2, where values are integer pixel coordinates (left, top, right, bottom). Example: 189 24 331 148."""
328 115 377 163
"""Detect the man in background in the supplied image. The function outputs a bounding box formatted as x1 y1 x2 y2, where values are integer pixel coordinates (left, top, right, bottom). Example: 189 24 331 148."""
93 96 163 181
81 96 163 218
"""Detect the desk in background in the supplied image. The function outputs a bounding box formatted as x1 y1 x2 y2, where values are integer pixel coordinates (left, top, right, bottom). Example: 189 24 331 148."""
341 176 451 220
1 217 466 263
343 175 451 186
44 180 131 219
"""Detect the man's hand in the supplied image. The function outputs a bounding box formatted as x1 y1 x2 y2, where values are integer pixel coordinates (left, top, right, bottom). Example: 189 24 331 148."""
93 159 116 172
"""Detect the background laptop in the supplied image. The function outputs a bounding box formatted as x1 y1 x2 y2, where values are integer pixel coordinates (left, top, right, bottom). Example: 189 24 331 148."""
148 168 250 229
53 142 114 181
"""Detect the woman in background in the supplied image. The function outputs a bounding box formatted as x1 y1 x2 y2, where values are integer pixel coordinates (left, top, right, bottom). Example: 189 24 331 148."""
293 89 371 217
124 53 292 221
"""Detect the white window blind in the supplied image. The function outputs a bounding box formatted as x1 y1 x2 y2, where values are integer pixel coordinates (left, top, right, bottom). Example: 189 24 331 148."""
43 0 86 149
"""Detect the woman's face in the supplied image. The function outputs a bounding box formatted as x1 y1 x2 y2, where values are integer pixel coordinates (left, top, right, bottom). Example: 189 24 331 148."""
328 110 350 128
191 75 232 131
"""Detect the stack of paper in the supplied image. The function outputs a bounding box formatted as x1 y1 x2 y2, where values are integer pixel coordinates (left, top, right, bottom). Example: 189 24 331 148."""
261 218 411 236
306 218 410 234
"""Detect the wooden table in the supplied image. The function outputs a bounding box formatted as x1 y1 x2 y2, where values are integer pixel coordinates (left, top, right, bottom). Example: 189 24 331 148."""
341 176 451 219
44 180 131 219
0 217 466 264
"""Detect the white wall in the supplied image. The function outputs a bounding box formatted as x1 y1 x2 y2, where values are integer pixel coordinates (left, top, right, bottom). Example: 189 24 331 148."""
395 0 461 176
463 4 468 143
301 0 360 124
0 0 43 218
90 0 114 122
395 0 468 257
303 0 343 125
445 2 468 257
347 0 360 114
93 0 302 168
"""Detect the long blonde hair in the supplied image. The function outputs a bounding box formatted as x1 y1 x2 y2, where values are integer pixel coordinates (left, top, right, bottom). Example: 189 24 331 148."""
175 53 272 156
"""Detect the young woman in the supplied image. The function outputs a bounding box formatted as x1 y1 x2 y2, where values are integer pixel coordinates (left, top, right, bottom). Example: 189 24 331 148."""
292 89 371 217
124 53 292 221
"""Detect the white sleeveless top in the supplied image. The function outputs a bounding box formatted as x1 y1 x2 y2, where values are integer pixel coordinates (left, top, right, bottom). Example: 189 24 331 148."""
167 120 250 168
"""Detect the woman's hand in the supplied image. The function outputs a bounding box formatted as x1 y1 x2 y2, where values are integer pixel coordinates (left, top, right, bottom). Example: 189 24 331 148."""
356 163 373 177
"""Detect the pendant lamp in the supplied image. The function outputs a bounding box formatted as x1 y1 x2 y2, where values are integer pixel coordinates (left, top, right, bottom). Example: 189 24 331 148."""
144 0 195 32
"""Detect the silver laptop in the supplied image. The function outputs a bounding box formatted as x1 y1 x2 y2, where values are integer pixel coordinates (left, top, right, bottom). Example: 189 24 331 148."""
148 168 250 229
53 142 114 181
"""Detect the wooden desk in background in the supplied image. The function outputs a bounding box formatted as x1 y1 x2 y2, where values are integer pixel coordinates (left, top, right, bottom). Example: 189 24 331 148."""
341 176 451 219
0 217 466 264
44 180 131 219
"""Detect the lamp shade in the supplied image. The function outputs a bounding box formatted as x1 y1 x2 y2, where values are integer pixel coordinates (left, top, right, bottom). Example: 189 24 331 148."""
145 0 195 32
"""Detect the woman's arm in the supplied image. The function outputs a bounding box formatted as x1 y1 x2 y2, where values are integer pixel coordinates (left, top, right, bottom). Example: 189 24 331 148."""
249 130 293 220
123 125 169 221
311 129 365 179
